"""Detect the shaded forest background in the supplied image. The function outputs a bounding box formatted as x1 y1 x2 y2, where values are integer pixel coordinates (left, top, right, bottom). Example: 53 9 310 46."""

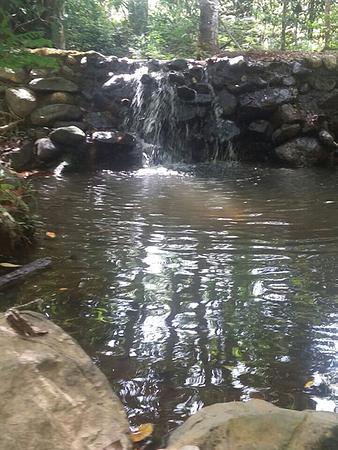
0 0 337 65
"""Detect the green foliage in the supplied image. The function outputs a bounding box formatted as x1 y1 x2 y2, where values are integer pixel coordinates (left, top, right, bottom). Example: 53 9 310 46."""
0 167 36 248
0 3 58 69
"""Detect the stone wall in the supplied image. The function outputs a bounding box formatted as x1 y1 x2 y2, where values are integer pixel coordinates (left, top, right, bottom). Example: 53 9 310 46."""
1 49 337 171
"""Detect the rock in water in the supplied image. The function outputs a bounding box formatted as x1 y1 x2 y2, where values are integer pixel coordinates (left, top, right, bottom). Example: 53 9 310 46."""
275 137 327 167
167 399 338 450
5 88 37 118
50 126 86 146
0 311 131 450
35 138 62 162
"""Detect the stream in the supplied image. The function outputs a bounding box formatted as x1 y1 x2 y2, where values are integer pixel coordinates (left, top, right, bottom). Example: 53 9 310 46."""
1 163 338 439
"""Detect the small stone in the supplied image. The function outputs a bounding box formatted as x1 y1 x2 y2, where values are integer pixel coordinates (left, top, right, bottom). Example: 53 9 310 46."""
283 76 296 87
50 126 86 146
318 130 338 148
292 62 312 76
42 92 76 105
5 88 37 118
275 137 326 166
248 120 271 136
278 104 302 124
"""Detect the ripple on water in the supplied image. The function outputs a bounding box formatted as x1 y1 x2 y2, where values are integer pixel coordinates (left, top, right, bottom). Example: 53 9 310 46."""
1 165 338 434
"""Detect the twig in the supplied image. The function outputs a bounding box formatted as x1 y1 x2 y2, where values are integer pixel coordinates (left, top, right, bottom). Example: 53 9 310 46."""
0 119 24 134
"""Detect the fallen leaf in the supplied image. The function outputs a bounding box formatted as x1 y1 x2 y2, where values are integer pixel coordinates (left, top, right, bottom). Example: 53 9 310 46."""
130 423 154 443
46 231 57 239
0 262 22 268
304 380 314 389
59 288 69 292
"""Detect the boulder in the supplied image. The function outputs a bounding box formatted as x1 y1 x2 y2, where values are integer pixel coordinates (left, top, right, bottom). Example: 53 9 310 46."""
248 120 272 137
308 76 336 92
216 89 237 116
0 311 131 450
276 103 303 124
54 121 88 131
275 137 327 167
168 72 186 86
239 88 297 114
305 55 322 68
92 131 135 146
193 83 213 104
0 67 26 84
29 77 79 93
166 59 189 71
50 126 86 146
35 137 63 162
167 399 338 450
5 88 37 118
31 104 82 126
272 123 301 144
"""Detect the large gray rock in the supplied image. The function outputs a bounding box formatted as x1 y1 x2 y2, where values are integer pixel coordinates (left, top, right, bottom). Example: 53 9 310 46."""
31 104 82 126
29 77 79 93
5 87 37 118
239 88 297 113
0 311 131 450
50 126 86 146
275 137 327 167
167 399 338 450
35 137 63 162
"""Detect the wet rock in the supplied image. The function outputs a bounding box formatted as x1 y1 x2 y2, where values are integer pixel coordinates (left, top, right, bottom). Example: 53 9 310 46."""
29 68 50 78
92 130 134 145
85 111 114 129
102 75 133 100
168 72 186 86
239 88 297 114
292 62 312 76
283 76 296 87
0 67 26 84
5 88 37 118
229 55 245 67
217 120 240 143
29 77 79 93
54 121 88 131
215 89 237 116
35 137 63 162
167 399 338 450
4 141 34 171
177 86 196 101
318 130 338 149
272 123 301 144
0 311 131 450
193 83 213 104
50 126 86 146
319 89 338 110
248 120 272 138
276 103 303 124
166 59 189 71
31 104 83 126
308 76 336 91
275 137 326 167
322 54 337 70
188 66 205 83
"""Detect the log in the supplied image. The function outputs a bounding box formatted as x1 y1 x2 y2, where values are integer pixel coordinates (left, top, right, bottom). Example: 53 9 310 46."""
0 257 52 290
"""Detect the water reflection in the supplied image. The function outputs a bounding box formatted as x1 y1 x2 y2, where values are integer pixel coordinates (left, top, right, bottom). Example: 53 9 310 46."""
1 164 338 437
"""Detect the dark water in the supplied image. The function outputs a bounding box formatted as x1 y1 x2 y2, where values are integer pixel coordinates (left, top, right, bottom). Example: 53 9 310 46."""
1 164 338 440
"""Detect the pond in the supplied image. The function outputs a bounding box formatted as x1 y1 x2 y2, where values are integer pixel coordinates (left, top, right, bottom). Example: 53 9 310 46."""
1 163 338 441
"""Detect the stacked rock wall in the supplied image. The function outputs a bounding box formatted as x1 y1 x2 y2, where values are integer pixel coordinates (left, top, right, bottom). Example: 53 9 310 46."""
0 50 337 171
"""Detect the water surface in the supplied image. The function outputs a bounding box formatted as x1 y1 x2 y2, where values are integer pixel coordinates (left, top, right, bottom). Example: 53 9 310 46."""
1 164 338 440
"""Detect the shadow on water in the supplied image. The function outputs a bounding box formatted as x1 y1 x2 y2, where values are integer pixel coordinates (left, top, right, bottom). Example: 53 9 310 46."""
1 163 338 441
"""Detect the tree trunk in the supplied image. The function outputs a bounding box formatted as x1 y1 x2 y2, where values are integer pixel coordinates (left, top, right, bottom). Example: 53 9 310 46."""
43 0 65 49
281 0 288 50
307 0 316 39
128 0 148 35
324 0 331 49
198 0 219 55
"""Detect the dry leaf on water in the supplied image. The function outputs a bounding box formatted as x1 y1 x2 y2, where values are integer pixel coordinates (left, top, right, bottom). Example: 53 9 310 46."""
46 231 57 239
304 380 314 389
130 423 154 443
0 262 21 268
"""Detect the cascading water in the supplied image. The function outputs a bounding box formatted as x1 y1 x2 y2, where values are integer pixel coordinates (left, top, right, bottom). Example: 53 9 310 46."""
103 59 241 165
